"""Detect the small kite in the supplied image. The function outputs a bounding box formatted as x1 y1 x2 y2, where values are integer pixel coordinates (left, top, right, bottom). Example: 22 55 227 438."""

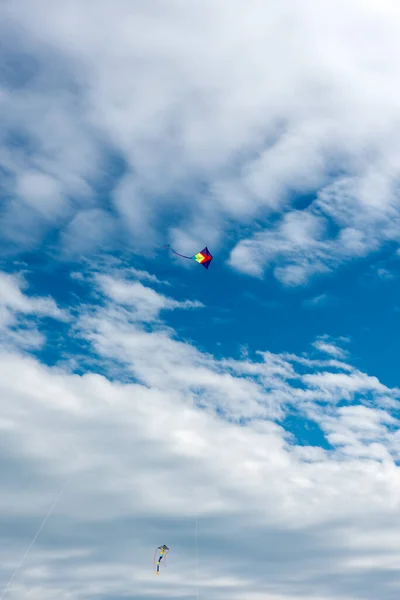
154 544 169 575
164 244 213 270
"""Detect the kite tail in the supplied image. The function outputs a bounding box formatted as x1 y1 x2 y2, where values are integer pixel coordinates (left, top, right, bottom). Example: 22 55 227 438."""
163 244 193 260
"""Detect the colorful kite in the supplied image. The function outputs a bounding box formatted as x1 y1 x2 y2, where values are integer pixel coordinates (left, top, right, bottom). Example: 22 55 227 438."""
164 245 213 270
154 544 169 575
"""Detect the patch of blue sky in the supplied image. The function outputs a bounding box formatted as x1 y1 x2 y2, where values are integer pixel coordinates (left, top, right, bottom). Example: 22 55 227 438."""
156 254 337 358
0 33 41 90
279 409 332 450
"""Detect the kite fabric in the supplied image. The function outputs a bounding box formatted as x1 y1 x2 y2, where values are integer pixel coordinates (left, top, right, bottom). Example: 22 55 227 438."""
164 244 213 270
154 544 169 575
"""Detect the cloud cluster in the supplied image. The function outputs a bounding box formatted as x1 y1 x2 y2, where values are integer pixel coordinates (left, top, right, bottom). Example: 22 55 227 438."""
2 0 400 282
2 268 400 599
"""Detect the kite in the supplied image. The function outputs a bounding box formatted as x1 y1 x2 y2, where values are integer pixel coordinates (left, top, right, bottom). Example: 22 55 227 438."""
164 244 213 270
154 544 169 575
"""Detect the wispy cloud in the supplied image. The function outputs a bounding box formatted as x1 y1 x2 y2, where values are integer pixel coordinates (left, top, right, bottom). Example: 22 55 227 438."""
313 338 347 359
0 271 68 349
0 272 65 319
375 267 396 280
129 267 170 286
303 293 332 309
229 209 378 285
95 274 203 322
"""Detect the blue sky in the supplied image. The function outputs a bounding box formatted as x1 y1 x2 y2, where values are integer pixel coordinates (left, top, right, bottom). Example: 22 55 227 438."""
3 1 400 600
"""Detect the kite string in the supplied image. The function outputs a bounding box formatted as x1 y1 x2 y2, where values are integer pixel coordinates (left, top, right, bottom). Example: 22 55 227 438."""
163 245 192 260
0 480 67 600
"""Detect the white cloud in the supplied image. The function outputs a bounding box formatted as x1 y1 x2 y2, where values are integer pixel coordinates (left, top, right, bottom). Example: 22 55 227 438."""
15 169 69 221
0 272 63 317
2 0 400 280
70 271 84 281
60 208 117 256
229 211 334 284
129 267 170 286
228 203 389 284
95 274 203 321
313 339 347 359
0 271 68 350
303 370 390 399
